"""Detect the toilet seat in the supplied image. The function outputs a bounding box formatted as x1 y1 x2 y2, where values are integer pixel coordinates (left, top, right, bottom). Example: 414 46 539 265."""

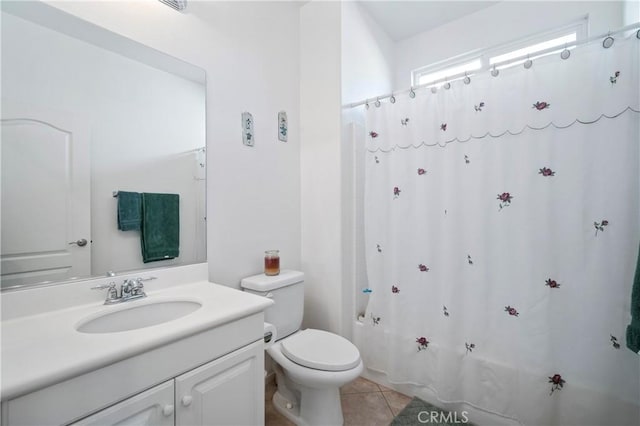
280 329 361 372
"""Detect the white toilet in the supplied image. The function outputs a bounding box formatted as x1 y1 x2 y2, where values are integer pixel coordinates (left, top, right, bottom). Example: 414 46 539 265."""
241 270 363 426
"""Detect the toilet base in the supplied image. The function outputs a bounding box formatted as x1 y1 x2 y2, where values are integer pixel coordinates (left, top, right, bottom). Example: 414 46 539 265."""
272 387 344 426
272 390 304 425
266 333 364 425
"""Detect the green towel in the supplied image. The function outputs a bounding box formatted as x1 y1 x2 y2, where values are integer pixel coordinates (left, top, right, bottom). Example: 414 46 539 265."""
140 193 180 263
117 191 142 231
626 242 640 353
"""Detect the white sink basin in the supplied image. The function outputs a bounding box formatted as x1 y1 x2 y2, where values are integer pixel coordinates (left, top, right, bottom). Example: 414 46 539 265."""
76 300 202 334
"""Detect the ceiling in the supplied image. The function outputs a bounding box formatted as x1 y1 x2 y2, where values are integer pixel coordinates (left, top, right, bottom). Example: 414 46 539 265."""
357 1 501 42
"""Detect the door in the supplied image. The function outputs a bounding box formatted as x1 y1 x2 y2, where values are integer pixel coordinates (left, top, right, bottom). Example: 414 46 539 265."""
70 380 175 426
1 101 91 287
175 340 264 426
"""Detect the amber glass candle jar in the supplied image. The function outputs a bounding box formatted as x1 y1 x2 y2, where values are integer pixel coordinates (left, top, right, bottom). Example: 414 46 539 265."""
264 250 280 276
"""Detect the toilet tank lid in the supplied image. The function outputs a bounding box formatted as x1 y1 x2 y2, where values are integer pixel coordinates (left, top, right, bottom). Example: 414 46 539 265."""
240 270 304 292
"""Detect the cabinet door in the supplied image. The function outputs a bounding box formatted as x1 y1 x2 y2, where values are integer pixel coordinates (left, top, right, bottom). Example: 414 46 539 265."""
175 340 264 426
70 380 175 426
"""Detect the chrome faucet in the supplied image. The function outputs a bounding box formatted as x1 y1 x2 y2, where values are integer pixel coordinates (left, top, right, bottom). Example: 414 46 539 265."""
92 277 151 305
121 279 134 299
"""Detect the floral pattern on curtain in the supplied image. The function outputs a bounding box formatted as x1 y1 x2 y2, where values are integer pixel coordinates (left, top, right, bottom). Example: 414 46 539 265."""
362 35 640 425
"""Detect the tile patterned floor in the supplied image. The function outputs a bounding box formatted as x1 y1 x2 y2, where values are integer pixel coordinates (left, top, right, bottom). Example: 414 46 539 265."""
265 376 412 426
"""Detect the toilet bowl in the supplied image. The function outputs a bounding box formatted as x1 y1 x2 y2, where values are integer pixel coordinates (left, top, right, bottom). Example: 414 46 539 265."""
241 271 363 426
267 329 363 425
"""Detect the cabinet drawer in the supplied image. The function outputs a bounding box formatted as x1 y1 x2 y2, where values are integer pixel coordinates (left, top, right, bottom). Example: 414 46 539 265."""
70 381 174 426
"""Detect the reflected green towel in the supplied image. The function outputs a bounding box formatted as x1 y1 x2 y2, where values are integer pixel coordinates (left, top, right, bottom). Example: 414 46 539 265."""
117 191 141 231
626 242 640 353
141 193 179 263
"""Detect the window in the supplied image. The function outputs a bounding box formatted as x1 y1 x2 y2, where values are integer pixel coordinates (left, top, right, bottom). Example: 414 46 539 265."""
489 33 577 70
413 20 587 87
416 59 482 87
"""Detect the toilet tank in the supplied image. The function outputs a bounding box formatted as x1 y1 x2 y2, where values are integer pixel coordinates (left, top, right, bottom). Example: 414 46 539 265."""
240 270 304 340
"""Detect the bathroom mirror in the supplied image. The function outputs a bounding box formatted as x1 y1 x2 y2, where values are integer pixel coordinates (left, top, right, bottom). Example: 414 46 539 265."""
0 2 207 289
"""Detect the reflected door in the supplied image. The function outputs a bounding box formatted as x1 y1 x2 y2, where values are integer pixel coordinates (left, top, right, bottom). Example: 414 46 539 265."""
1 102 90 287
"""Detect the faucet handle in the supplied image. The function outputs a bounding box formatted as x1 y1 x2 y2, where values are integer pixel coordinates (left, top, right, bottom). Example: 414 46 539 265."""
92 282 119 304
132 278 146 296
91 282 116 290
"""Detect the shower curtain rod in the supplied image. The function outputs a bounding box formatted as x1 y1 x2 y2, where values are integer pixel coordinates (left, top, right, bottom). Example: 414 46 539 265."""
344 22 640 110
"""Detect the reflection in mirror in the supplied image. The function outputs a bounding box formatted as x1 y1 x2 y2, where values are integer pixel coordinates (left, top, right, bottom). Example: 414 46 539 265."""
1 2 206 289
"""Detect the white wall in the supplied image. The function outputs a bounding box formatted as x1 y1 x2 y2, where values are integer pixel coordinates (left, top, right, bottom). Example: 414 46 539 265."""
394 0 625 89
624 0 640 25
300 1 343 334
2 11 206 276
341 1 395 105
45 0 302 288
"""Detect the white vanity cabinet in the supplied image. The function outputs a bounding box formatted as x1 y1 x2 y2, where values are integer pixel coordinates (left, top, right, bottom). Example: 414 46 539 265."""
2 309 269 426
70 340 264 426
1 274 273 426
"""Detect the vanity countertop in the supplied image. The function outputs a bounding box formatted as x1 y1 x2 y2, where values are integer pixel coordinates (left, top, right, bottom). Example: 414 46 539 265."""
1 280 273 401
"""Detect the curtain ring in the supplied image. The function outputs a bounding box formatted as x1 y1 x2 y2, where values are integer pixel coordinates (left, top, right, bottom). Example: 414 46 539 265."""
389 95 396 104
603 33 614 48
374 98 381 107
365 102 370 110
491 65 499 77
636 29 640 39
524 55 532 69
444 80 451 90
409 87 416 98
463 72 471 85
560 44 570 60
431 86 438 93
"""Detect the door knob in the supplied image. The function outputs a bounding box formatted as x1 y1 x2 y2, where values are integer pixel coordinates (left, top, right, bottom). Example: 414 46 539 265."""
182 395 193 406
69 238 88 247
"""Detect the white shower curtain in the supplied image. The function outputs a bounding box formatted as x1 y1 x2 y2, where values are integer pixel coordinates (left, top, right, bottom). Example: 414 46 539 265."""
362 34 640 425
